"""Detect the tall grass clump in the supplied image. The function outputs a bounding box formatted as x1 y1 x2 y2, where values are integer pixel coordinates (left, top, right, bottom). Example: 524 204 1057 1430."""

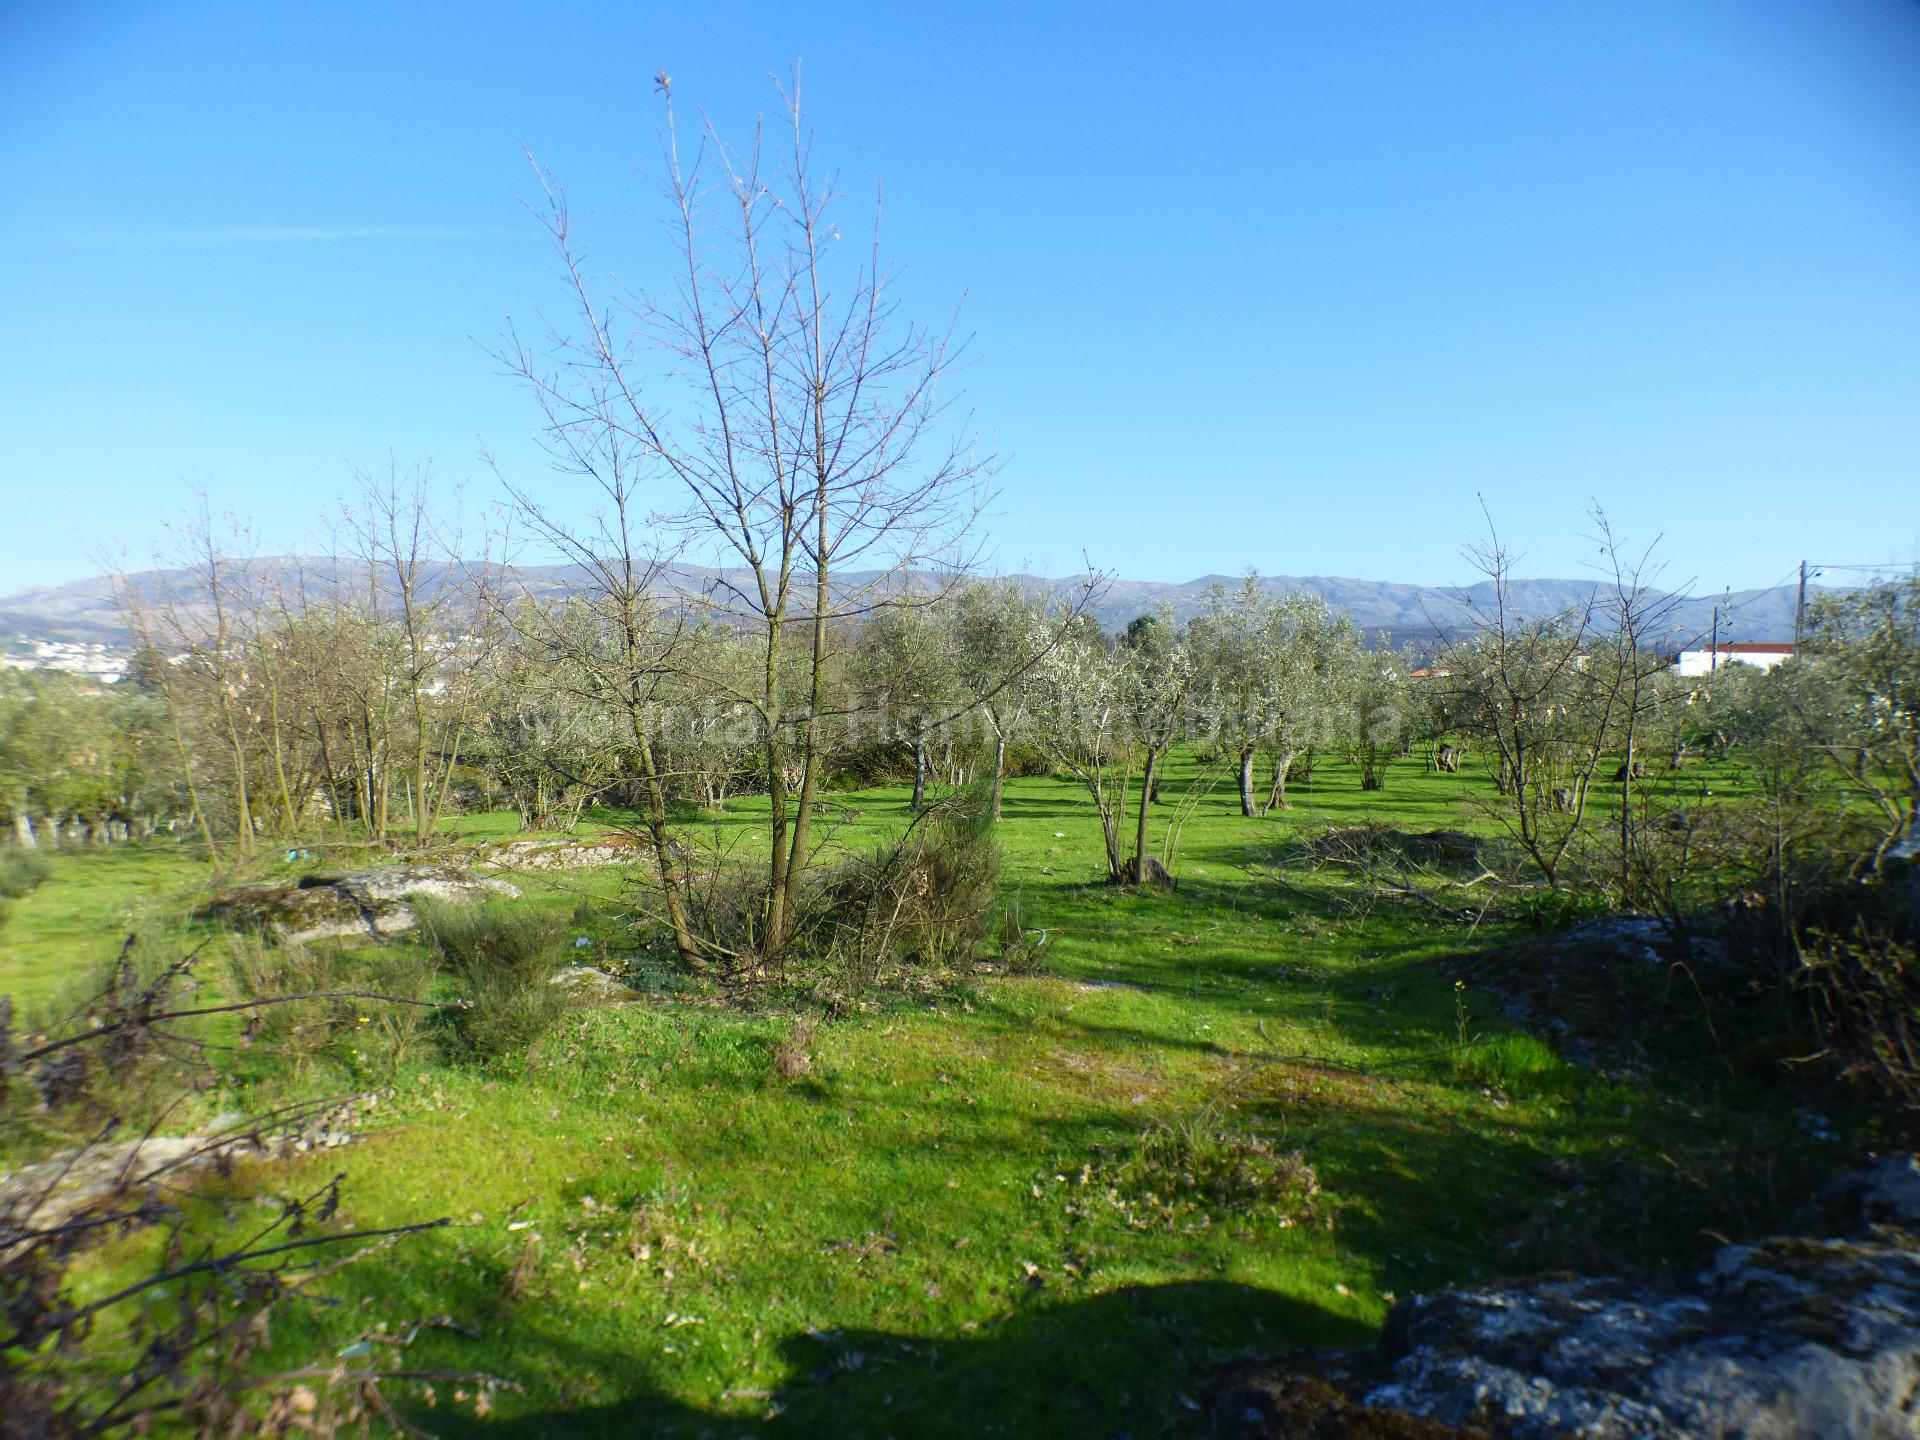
414 897 568 1060
224 934 439 1082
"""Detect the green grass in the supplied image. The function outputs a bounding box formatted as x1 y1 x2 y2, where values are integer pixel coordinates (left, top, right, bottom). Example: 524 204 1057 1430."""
0 838 210 1013
1 754 1854 1438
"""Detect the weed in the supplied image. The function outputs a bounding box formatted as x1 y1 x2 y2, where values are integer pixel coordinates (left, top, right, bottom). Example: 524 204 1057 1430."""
1101 1122 1322 1232
1504 885 1614 932
1452 1032 1563 1095
1797 919 1918 1116
771 1016 815 1081
995 891 1049 975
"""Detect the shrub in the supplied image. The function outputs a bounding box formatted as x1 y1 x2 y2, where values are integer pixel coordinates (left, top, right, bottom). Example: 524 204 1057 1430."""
225 934 341 1079
0 848 51 900
683 787 1002 988
1000 743 1053 779
226 933 441 1081
1796 918 1918 1116
415 898 568 1060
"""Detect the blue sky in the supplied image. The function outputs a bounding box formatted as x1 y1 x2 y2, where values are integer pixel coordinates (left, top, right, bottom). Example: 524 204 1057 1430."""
2 0 1917 595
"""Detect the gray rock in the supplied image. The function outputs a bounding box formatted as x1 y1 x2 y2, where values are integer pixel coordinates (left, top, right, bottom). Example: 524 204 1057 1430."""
1 1112 363 1241
480 838 638 871
1820 1154 1920 1232
1362 1173 1920 1439
548 965 638 1003
198 865 519 943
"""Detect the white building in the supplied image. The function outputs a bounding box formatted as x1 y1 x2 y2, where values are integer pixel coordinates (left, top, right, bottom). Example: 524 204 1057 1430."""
1674 641 1796 677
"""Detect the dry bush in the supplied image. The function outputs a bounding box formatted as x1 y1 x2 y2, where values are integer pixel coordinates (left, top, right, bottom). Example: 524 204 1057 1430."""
1795 918 1919 1117
771 1017 815 1081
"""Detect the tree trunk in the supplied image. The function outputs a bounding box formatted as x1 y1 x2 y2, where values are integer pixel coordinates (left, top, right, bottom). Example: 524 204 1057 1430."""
1134 747 1161 879
991 733 1007 821
11 811 34 849
1237 744 1257 818
1619 733 1634 906
910 737 929 811
1264 749 1298 814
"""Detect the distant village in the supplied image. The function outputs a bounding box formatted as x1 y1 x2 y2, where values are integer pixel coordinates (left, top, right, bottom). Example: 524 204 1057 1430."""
1 636 128 685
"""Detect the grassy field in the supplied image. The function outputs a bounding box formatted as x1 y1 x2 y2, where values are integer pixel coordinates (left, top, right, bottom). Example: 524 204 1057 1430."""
0 753 1848 1438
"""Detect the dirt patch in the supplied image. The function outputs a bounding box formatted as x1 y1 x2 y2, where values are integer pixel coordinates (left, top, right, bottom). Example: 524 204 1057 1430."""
1207 1371 1486 1439
1303 828 1486 872
1043 1046 1164 1100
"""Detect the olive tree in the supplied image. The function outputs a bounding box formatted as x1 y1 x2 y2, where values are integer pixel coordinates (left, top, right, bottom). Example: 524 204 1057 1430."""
1795 571 1920 868
1186 579 1364 816
945 581 1055 820
849 604 960 812
1032 617 1132 883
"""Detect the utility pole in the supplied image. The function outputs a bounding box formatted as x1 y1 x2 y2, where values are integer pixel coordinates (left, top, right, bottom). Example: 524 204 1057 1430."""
1710 602 1719 672
1795 560 1808 648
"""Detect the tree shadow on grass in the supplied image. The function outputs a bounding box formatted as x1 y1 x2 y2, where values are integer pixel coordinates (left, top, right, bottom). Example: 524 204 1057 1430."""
444 1280 1359 1440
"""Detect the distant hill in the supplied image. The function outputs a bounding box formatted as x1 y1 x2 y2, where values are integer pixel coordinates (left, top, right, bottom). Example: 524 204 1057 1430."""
0 558 1811 655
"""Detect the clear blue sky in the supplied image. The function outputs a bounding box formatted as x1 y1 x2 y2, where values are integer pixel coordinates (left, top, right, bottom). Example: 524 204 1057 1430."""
3 0 1917 595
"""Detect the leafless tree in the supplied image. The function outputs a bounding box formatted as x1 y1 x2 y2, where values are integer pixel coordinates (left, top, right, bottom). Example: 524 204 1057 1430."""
498 70 989 961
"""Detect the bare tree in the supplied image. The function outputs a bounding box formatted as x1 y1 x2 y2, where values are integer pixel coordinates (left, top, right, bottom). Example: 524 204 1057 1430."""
499 71 988 961
1589 506 1686 906
1441 505 1621 890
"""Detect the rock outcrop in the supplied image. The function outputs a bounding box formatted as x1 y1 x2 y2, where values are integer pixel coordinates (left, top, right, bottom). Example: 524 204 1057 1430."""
478 837 638 871
1 1099 373 1241
1212 1155 1920 1440
548 964 639 1002
197 866 519 943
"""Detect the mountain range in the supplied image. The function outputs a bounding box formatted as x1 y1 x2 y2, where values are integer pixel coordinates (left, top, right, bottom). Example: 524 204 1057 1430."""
0 558 1809 655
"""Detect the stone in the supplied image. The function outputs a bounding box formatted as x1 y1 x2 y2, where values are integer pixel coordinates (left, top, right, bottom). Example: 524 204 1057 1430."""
1 1101 369 1242
1214 1156 1920 1440
478 838 639 871
548 965 638 1003
197 865 520 944
1367 1228 1920 1438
